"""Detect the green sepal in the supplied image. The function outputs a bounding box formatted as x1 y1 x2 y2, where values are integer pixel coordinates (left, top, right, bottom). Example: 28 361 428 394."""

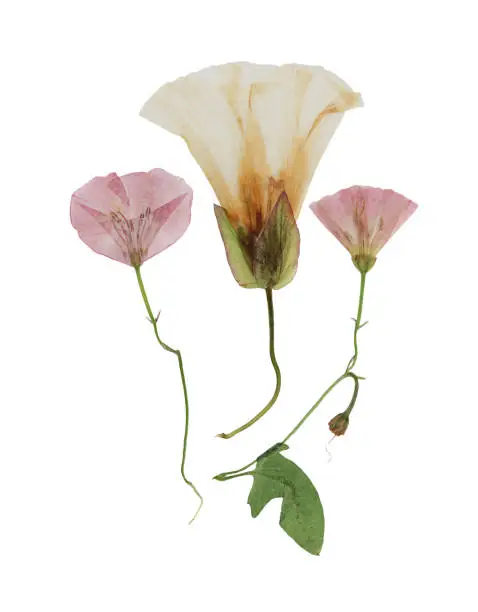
247 452 325 555
253 192 300 290
352 254 376 273
214 206 258 288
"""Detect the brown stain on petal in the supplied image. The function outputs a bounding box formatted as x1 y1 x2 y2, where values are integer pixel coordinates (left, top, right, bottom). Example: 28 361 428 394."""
280 91 361 217
305 102 341 142
280 106 340 218
279 137 310 218
211 73 361 235
267 177 286 212
236 83 271 234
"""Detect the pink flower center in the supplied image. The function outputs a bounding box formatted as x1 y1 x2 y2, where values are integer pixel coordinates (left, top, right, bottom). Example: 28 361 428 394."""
110 207 153 266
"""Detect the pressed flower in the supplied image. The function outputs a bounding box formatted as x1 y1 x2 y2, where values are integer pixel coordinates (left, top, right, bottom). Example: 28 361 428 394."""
71 169 202 522
70 169 192 267
310 186 417 273
140 63 362 438
140 62 362 288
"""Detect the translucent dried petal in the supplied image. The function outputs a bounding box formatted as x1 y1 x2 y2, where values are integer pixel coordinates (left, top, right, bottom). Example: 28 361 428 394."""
71 170 192 266
310 186 417 259
141 62 362 233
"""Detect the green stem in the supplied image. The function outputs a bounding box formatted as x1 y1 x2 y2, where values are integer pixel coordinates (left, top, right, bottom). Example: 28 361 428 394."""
282 270 368 444
214 470 257 482
214 458 257 481
217 287 282 439
215 370 358 482
346 270 367 373
214 271 368 480
282 373 351 444
344 373 360 416
213 443 288 482
134 266 203 524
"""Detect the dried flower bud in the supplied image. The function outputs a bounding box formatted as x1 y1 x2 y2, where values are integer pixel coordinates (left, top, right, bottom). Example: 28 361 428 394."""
328 413 350 436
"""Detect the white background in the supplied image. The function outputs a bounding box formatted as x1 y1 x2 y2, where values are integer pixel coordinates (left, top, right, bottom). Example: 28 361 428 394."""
1 1 477 610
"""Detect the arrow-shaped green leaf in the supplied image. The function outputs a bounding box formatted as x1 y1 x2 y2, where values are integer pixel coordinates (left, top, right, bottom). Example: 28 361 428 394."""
248 452 324 555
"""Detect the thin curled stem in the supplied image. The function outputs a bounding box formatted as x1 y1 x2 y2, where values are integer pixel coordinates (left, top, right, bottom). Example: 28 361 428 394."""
344 373 360 416
214 270 368 481
217 287 281 439
134 266 203 524
283 270 368 444
213 374 360 482
282 373 351 444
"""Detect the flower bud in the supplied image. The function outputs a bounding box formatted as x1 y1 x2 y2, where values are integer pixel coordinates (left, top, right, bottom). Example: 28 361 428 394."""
328 413 349 436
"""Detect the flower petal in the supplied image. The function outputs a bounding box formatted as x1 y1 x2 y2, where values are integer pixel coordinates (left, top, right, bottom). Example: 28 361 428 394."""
120 169 191 217
70 174 131 263
70 201 130 264
71 169 193 265
144 191 192 261
310 186 418 258
140 63 361 228
71 173 129 214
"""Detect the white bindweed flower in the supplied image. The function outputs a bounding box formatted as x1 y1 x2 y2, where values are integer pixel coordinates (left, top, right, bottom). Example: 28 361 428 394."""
141 62 362 288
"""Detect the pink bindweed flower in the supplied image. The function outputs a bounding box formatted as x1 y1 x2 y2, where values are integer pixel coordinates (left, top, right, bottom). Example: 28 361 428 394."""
71 169 193 267
310 186 417 272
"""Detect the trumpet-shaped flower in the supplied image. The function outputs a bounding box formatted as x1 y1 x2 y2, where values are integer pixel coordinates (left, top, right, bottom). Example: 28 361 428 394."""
310 186 417 272
71 170 192 267
141 62 362 288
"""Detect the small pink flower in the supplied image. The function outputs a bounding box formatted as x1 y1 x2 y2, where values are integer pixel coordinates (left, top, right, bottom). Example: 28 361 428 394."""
71 170 193 266
310 186 417 270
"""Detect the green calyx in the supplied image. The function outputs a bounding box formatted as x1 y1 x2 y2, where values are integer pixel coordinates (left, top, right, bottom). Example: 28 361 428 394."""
352 253 376 273
213 206 257 288
214 192 300 290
